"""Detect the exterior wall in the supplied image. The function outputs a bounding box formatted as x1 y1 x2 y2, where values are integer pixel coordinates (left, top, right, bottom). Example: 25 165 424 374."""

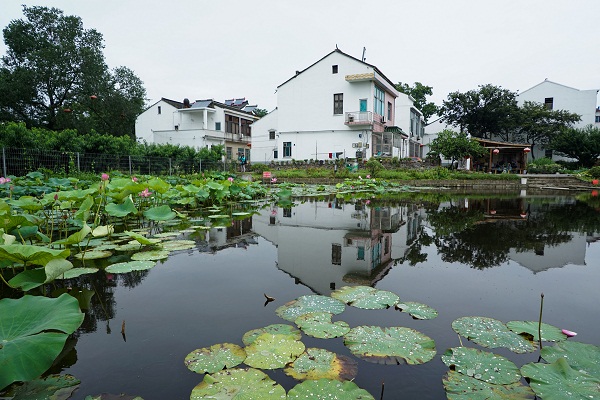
250 109 278 163
135 100 180 144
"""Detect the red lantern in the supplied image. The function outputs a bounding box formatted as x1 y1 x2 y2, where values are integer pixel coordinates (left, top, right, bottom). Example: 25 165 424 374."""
592 179 599 185
63 108 72 113
493 148 500 154
490 210 496 215
523 147 531 153
592 190 599 197
520 213 527 218
90 95 98 100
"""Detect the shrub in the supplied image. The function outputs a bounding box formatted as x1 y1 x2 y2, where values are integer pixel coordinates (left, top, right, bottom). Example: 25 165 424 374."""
251 163 270 173
587 166 600 179
365 158 383 177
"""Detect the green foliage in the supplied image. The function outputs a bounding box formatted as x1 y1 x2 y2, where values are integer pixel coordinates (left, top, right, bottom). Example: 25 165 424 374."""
587 166 600 179
364 158 383 177
429 129 487 166
250 163 270 173
549 124 600 168
527 157 564 174
395 81 438 122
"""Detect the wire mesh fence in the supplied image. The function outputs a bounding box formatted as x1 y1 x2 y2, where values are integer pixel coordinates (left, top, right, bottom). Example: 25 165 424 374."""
1 147 229 177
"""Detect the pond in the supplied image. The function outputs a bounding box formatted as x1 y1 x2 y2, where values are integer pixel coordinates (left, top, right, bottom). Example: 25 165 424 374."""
31 193 600 398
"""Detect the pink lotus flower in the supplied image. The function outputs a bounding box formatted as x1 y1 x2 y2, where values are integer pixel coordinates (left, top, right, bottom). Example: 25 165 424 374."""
366 175 371 179
228 177 234 182
54 193 59 201
132 176 138 182
366 200 371 205
139 188 152 197
101 173 109 181
0 177 10 184
271 178 277 183
561 329 577 337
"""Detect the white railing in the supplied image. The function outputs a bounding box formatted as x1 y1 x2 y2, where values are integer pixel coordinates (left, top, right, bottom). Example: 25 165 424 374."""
345 111 373 125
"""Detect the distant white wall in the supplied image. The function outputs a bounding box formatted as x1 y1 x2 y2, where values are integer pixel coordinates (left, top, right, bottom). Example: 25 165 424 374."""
135 100 180 144
250 109 278 163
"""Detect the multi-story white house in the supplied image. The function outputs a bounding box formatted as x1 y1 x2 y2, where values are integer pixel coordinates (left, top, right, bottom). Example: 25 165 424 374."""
251 49 419 163
395 93 425 158
135 97 259 161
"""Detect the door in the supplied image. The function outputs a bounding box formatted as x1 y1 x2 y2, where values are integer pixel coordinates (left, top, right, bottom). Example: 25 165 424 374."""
359 99 367 112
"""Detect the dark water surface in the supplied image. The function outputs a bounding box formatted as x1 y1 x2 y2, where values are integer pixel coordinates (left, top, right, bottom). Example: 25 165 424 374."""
58 194 600 399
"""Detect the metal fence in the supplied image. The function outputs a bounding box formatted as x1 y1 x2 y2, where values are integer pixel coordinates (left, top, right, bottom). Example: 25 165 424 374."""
1 147 229 177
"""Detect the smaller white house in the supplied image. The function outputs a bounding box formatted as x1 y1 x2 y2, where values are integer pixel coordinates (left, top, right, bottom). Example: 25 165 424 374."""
135 97 259 160
395 93 425 158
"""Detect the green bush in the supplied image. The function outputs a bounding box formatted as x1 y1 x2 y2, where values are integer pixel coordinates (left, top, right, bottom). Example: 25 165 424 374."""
365 158 383 177
250 163 270 173
587 166 600 179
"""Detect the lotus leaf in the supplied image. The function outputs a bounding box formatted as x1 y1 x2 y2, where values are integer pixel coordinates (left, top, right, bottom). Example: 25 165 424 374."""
506 320 567 342
395 301 438 320
441 347 521 384
190 368 286 400
344 326 436 365
331 285 399 309
244 333 305 369
105 198 138 218
285 348 358 381
147 177 171 194
9 225 39 241
2 374 80 400
295 312 350 339
541 341 600 377
0 230 16 245
0 294 84 390
242 324 302 345
452 317 536 354
152 232 180 238
275 295 345 322
122 231 161 246
521 357 600 399
130 250 170 261
115 243 143 251
10 196 44 211
105 261 156 273
232 212 251 216
53 287 95 310
160 240 196 251
143 205 176 221
73 195 94 221
92 225 114 238
73 250 113 260
0 244 70 266
55 267 99 279
443 370 535 400
184 343 246 374
53 224 92 246
8 268 47 291
287 378 374 399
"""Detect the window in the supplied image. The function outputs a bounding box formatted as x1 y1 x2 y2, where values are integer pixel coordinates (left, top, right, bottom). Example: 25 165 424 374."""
283 142 292 157
333 93 343 115
387 101 392 121
215 122 221 131
331 244 341 265
545 149 553 158
595 116 600 123
241 119 251 136
384 237 390 255
269 130 276 140
226 115 240 134
544 97 554 110
357 246 365 260
283 208 292 218
157 106 161 115
273 150 278 159
332 65 338 74
226 147 232 160
374 86 384 116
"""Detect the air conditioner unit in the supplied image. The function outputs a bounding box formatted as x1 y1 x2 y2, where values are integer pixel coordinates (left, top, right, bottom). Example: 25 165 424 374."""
365 143 370 149
352 143 357 148
381 116 386 123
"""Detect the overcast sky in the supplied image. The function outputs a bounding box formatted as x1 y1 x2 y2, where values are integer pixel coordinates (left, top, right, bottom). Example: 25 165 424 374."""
2 0 599 112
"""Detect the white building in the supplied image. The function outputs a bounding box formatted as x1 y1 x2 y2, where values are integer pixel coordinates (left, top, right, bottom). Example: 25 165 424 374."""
251 49 421 164
135 98 259 161
395 93 425 158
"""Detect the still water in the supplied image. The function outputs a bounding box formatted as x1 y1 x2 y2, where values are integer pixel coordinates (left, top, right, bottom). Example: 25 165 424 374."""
56 193 600 399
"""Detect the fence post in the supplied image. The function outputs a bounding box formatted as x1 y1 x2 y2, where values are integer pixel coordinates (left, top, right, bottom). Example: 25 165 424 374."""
199 158 202 172
169 158 172 176
129 156 132 175
76 152 80 171
2 148 6 177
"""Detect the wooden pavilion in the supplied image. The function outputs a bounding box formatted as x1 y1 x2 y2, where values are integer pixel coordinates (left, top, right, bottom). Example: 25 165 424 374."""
471 138 531 173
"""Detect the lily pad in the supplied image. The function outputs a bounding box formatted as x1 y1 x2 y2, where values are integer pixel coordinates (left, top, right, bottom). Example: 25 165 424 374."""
160 240 196 251
92 225 114 238
0 244 70 267
242 324 302 345
331 285 399 309
443 370 535 400
73 250 113 260
521 357 600 400
541 341 600 377
244 333 305 369
295 312 350 339
0 294 84 390
122 231 162 246
285 348 358 381
130 250 170 261
105 260 156 273
275 295 345 322
287 378 374 399
344 326 436 365
191 368 286 400
105 197 138 218
506 320 567 342
184 343 246 374
55 267 99 279
114 243 143 252
152 232 180 238
441 347 522 384
452 317 536 354
3 374 80 400
395 301 438 320
144 205 176 221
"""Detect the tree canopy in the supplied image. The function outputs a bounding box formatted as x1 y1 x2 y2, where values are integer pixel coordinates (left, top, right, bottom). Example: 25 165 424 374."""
549 125 600 168
428 129 487 168
0 6 146 138
395 82 438 123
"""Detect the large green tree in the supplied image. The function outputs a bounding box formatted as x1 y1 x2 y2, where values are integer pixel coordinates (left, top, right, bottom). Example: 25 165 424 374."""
439 84 519 140
395 81 438 123
428 129 487 168
0 6 146 137
549 125 600 168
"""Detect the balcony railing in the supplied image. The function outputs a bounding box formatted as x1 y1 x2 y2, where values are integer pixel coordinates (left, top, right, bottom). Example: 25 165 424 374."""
345 111 373 126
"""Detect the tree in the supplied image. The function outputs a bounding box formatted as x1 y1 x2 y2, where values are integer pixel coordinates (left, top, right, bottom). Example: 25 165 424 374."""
549 125 600 168
395 82 438 123
428 129 487 168
252 108 269 118
0 6 146 137
439 84 519 140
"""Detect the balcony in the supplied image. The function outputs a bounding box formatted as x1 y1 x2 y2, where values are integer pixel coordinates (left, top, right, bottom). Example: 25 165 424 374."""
345 111 373 126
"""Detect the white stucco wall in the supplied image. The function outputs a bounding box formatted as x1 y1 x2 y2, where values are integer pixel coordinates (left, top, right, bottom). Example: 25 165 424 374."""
135 100 180 144
250 109 278 163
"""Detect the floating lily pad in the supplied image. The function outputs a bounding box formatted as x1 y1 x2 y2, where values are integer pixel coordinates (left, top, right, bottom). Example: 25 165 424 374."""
244 333 305 369
285 348 358 381
114 243 143 251
3 374 80 400
105 260 156 273
73 250 113 260
130 250 170 261
506 321 567 342
331 286 399 309
184 343 246 374
541 341 600 377
152 232 180 238
190 368 286 400
441 347 522 384
521 357 600 400
160 240 196 251
242 324 302 345
275 295 345 322
92 225 114 238
443 370 535 400
452 317 536 354
208 214 230 219
287 378 374 399
395 302 438 320
144 205 176 221
123 231 162 246
344 326 436 365
231 212 251 216
55 267 99 279
295 312 350 339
